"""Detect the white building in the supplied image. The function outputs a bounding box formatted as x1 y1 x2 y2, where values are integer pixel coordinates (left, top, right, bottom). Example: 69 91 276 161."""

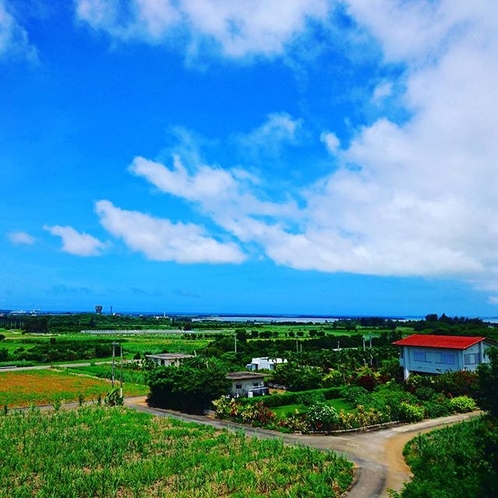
226 371 268 397
246 357 287 371
145 353 193 367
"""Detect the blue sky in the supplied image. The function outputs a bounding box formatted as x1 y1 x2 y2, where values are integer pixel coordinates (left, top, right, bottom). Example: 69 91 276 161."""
2 0 498 317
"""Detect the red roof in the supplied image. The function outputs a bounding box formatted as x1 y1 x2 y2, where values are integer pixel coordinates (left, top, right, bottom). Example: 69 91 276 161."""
393 334 485 350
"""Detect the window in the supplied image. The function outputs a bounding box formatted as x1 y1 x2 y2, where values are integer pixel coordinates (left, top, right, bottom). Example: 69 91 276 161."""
464 353 479 365
413 351 427 362
253 382 260 387
439 353 455 365
235 384 242 389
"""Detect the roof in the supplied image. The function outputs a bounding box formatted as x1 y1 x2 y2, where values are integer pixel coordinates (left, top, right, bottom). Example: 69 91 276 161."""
393 334 486 350
226 371 266 381
145 353 193 359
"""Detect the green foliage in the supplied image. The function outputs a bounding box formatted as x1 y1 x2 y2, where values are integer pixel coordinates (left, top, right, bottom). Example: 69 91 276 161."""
104 388 123 406
398 402 425 422
449 395 477 413
213 398 277 427
271 362 324 391
0 405 354 497
305 403 340 432
146 357 231 414
393 417 498 498
477 347 498 418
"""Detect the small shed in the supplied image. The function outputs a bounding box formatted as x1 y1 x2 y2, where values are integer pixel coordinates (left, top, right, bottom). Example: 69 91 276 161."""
393 334 493 380
145 353 193 367
226 371 268 397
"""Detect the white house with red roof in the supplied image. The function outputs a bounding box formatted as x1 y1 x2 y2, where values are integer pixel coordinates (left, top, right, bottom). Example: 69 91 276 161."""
393 334 494 380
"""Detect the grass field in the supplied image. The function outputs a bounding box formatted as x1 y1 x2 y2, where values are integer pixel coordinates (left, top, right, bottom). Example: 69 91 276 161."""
0 369 148 408
0 405 354 497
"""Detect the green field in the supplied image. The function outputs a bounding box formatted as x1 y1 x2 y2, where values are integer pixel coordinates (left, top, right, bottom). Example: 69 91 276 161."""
0 406 354 497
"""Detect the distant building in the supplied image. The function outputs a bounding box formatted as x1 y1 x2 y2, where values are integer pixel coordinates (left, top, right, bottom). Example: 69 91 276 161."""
226 371 268 397
393 334 494 380
246 357 287 371
95 305 103 314
146 353 193 367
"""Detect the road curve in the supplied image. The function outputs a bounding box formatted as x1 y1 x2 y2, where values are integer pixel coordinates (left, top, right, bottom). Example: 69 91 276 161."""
124 397 480 498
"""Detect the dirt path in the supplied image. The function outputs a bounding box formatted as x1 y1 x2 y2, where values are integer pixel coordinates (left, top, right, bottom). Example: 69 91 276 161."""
124 397 480 498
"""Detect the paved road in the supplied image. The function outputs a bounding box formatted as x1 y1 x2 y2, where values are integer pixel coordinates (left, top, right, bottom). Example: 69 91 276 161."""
124 396 480 498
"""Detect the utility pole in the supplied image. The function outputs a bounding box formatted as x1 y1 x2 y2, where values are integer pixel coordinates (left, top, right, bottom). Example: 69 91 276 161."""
234 334 237 354
119 344 123 398
111 342 117 388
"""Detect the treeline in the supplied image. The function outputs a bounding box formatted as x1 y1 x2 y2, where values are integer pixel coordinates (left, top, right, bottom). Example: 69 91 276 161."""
0 338 120 363
411 313 497 341
202 331 402 362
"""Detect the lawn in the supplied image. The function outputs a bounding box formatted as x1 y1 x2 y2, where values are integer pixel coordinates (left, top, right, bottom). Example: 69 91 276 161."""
272 398 351 418
0 369 148 408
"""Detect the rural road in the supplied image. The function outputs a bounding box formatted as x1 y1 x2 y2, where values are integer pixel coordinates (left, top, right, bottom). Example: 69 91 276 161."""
124 396 480 498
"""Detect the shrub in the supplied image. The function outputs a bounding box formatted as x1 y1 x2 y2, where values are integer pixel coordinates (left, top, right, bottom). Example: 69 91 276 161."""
424 395 453 418
414 386 436 401
306 403 340 432
341 386 370 406
296 391 326 406
399 402 425 422
450 395 477 413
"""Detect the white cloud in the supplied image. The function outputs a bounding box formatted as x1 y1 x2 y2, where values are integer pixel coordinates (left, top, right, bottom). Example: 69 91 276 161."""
320 131 340 154
237 112 302 157
0 0 37 60
6 231 35 245
129 152 298 220
130 155 237 202
95 200 246 264
372 81 392 103
124 2 498 291
44 225 107 256
75 0 329 58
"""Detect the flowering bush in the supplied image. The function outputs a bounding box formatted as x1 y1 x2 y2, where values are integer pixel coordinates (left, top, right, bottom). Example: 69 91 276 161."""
306 403 340 432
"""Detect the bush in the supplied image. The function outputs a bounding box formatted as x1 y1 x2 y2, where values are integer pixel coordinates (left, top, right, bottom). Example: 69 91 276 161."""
424 395 453 418
399 402 425 422
341 386 370 406
450 395 477 413
414 386 436 401
305 403 340 432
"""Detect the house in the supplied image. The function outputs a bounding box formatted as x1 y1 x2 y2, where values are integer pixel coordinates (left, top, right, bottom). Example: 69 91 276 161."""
246 357 287 371
145 353 193 367
393 334 493 380
226 371 268 397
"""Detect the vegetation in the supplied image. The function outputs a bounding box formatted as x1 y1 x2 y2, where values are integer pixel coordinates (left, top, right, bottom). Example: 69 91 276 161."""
391 416 498 498
0 405 354 497
146 357 231 414
0 369 147 408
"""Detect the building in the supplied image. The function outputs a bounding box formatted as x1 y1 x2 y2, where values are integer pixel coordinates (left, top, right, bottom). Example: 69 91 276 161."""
246 357 287 371
226 371 268 397
145 353 193 367
393 334 493 380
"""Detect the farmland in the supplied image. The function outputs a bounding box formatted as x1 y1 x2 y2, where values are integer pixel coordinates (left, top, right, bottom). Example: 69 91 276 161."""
0 369 147 408
0 405 354 497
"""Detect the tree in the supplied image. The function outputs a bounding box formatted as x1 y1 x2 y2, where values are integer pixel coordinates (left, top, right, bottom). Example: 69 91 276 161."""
23 317 49 334
146 357 231 414
477 347 498 418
